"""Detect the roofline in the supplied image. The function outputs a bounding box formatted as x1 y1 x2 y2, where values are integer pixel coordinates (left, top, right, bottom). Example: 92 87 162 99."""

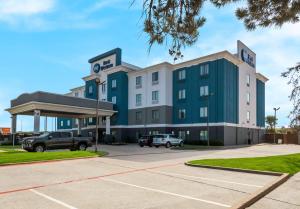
69 86 85 91
88 48 121 64
256 73 269 82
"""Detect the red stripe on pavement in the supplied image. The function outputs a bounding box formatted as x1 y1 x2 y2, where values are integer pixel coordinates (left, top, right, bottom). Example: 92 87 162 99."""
0 162 180 196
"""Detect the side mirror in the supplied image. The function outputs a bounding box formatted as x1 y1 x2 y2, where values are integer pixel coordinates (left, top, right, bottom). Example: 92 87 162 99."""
48 135 53 140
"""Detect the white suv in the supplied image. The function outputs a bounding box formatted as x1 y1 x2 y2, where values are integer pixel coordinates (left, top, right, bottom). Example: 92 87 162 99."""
152 134 184 148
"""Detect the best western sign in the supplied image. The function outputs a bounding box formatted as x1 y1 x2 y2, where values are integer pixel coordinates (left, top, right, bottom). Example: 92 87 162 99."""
237 40 256 68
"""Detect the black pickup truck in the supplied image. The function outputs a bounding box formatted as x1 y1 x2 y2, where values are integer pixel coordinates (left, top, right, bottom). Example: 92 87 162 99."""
21 131 93 152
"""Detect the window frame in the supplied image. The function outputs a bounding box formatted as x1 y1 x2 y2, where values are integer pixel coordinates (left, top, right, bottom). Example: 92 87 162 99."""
112 79 117 88
136 76 142 88
152 71 159 85
112 96 117 104
151 109 160 121
136 94 142 106
152 91 159 104
178 89 186 100
178 109 186 119
178 69 186 80
200 107 208 118
200 86 209 97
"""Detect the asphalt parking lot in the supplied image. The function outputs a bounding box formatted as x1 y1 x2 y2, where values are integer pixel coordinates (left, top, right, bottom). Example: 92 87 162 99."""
1 144 300 209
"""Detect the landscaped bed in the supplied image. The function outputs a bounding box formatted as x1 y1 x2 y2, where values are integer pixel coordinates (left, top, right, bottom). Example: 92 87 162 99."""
188 153 300 175
0 146 106 166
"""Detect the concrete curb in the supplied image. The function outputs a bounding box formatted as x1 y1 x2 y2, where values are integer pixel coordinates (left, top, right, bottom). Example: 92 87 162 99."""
185 163 291 209
0 155 104 167
184 163 283 176
231 173 290 209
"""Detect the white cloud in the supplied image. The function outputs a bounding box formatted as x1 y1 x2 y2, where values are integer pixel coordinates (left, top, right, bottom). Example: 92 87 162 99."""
0 0 55 27
0 0 55 16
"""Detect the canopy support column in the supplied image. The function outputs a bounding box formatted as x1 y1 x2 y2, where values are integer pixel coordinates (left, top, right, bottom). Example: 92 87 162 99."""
106 116 111 135
33 110 41 134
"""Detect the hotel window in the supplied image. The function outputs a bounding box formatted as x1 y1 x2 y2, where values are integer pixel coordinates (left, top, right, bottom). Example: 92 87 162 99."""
136 76 142 88
200 107 208 118
112 96 117 104
60 121 63 127
152 91 159 104
200 130 208 140
178 89 186 100
88 118 93 123
200 86 209 96
136 94 142 106
136 111 142 121
152 72 159 85
246 74 250 86
247 111 250 122
112 79 117 88
178 109 186 119
178 131 186 140
88 86 93 94
102 83 106 93
246 92 250 105
178 70 186 80
200 64 209 76
152 110 160 121
67 120 71 126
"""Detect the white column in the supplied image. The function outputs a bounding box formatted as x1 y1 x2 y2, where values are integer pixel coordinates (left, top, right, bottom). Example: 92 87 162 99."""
11 115 17 134
77 118 83 135
44 116 48 131
105 116 111 135
33 110 41 134
11 115 17 146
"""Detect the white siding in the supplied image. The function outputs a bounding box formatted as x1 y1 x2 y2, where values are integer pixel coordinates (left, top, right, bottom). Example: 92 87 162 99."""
128 66 173 109
238 62 257 128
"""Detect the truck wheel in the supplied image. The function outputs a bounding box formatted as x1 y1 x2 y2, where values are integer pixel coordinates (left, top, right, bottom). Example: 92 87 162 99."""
34 145 45 152
165 142 171 148
78 143 87 151
179 141 184 147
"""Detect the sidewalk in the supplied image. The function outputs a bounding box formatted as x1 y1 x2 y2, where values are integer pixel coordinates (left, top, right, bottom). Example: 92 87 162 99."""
249 172 300 209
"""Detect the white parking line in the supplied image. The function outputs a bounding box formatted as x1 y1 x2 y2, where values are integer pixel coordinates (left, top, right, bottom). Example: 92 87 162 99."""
30 189 78 209
151 171 263 188
102 178 231 208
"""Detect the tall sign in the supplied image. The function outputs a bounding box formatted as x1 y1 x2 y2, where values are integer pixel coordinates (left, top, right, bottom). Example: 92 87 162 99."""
237 40 256 68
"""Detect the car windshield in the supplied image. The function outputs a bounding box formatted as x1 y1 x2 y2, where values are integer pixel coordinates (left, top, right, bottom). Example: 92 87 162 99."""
153 135 166 138
38 132 50 138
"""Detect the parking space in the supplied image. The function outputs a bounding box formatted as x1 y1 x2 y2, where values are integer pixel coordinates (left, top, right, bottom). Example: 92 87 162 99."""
1 144 300 209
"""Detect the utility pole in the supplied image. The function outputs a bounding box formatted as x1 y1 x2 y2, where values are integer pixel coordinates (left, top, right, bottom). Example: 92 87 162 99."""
273 107 280 144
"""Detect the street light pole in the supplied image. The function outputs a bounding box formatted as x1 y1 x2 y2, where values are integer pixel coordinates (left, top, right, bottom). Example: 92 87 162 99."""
273 107 280 144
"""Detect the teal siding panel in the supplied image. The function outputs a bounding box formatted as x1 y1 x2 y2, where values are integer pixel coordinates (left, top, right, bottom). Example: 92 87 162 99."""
85 79 98 100
107 71 128 125
57 118 72 130
256 79 265 127
172 58 238 124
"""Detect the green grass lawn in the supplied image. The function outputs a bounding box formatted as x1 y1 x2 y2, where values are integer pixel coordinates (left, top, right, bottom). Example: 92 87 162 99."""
0 145 106 165
188 153 300 174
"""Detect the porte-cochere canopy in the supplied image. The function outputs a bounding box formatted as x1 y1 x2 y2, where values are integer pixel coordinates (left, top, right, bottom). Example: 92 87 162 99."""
6 91 116 134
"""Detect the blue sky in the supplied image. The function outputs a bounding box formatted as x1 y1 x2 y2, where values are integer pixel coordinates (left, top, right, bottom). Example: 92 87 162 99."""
0 0 299 131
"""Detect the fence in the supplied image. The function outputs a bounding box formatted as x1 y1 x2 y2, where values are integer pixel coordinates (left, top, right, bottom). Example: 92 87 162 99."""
265 132 300 144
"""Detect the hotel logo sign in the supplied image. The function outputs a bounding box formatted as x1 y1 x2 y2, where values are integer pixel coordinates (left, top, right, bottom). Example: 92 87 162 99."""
237 40 256 68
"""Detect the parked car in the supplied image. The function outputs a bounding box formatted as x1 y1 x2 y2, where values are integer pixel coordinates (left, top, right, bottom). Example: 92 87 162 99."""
21 131 93 152
152 134 184 148
138 135 153 147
